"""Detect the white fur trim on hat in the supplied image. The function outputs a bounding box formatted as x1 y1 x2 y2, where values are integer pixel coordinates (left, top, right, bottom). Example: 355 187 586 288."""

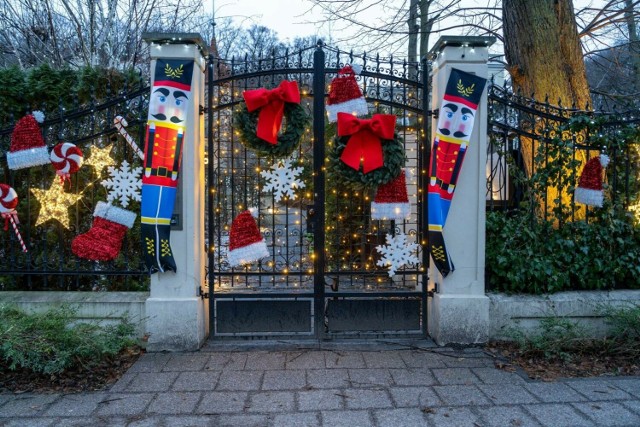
574 187 604 207
227 240 269 267
371 202 411 220
326 97 369 123
94 201 136 228
7 146 51 170
32 111 45 124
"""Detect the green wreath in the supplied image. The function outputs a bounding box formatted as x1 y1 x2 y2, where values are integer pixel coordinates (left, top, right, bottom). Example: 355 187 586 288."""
328 133 406 191
233 102 309 158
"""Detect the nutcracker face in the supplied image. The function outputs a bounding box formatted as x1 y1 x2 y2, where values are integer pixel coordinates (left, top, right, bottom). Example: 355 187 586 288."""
437 102 474 139
149 85 189 125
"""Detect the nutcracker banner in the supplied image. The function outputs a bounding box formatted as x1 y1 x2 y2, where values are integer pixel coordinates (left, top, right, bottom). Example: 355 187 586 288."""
428 68 487 277
141 58 194 273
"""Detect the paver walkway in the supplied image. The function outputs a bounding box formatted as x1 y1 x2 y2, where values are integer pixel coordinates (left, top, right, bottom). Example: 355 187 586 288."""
1 340 639 426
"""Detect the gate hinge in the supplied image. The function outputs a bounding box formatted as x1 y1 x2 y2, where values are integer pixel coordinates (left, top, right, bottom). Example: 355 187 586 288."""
198 286 209 299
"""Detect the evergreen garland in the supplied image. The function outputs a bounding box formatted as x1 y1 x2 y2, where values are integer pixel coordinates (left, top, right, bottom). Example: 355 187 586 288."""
233 102 309 158
328 133 406 191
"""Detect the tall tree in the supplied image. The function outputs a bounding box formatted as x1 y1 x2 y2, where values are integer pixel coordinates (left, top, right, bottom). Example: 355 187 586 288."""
502 0 591 109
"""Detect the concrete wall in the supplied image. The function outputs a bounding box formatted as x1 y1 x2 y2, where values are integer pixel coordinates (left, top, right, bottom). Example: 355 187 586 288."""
489 290 640 340
0 291 149 338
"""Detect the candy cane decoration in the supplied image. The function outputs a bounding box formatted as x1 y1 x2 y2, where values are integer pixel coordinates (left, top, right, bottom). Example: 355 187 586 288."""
8 215 27 253
114 116 145 161
0 184 27 252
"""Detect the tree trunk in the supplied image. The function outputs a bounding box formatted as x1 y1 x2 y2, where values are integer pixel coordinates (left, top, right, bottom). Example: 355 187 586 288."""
408 0 419 79
624 0 640 93
503 0 592 219
419 0 433 60
503 0 591 109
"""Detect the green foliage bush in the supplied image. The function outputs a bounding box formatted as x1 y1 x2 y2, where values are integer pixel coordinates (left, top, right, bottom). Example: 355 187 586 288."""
486 210 640 293
0 304 137 374
508 304 640 361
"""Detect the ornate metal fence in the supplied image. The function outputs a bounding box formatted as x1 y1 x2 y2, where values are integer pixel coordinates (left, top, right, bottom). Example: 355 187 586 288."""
486 83 640 221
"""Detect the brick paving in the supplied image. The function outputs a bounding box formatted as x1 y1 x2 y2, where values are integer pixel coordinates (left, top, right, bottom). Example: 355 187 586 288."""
1 340 639 426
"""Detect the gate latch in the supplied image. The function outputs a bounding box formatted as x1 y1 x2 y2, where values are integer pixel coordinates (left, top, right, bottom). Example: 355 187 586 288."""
198 286 209 299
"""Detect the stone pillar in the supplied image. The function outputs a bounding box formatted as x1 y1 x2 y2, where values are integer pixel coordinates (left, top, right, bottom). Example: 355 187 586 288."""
427 36 495 345
142 33 209 351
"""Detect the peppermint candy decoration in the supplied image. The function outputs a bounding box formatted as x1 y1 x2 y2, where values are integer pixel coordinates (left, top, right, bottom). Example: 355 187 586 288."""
0 183 19 214
50 142 83 182
0 183 27 252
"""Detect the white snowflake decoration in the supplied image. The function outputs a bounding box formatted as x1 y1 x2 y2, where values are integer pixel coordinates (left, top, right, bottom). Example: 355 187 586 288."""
376 232 420 277
101 160 142 208
260 158 305 202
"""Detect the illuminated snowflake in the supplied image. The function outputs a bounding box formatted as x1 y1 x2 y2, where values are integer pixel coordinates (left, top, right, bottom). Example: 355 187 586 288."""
101 160 142 208
376 232 420 277
260 158 305 202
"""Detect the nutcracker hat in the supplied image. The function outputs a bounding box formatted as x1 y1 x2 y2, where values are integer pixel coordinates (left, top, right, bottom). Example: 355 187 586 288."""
7 111 50 170
326 65 369 122
227 209 269 267
444 68 486 107
154 59 194 91
574 154 609 207
371 170 411 220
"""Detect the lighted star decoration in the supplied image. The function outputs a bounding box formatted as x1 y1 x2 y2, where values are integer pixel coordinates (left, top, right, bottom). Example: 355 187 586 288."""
85 143 115 175
31 179 83 228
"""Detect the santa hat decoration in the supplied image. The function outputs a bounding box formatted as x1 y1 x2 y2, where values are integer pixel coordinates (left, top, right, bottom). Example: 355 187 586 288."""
371 170 411 220
227 209 269 267
326 65 369 123
7 111 51 170
574 154 610 207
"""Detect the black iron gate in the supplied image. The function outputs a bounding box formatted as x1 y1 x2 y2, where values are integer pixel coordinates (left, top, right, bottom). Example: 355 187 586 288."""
207 42 430 339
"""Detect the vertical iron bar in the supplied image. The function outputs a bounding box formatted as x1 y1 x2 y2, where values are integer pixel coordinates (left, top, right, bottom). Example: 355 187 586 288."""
420 56 430 338
207 55 215 305
313 41 326 340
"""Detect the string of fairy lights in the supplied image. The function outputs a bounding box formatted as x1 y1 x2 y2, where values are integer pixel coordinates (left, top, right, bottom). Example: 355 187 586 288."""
31 143 115 228
209 84 423 291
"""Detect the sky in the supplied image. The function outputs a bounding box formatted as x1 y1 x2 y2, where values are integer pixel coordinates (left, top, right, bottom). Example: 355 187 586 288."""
209 0 325 42
205 0 614 57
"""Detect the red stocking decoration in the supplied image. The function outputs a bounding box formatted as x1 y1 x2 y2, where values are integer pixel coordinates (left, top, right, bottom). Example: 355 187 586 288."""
72 202 136 261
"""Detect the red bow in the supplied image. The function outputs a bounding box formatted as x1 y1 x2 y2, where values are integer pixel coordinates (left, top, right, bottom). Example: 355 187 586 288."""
243 80 301 144
337 112 396 173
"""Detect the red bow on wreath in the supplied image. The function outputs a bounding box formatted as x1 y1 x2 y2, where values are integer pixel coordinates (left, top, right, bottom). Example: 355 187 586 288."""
337 112 396 173
243 80 301 145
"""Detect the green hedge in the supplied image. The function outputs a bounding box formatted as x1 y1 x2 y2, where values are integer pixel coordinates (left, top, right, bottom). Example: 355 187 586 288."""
0 65 143 127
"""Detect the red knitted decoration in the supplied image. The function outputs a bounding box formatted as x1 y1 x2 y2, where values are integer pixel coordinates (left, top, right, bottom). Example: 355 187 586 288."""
327 66 364 105
374 170 409 203
10 115 46 152
229 211 262 250
578 157 603 191
71 216 129 261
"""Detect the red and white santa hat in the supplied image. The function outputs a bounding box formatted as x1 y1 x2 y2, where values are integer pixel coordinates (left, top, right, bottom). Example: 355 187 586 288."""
371 170 411 220
7 111 50 170
326 65 368 123
574 154 610 207
227 209 269 267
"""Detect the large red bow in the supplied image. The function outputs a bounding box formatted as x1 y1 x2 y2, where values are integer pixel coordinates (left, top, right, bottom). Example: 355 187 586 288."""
337 112 396 173
243 80 301 144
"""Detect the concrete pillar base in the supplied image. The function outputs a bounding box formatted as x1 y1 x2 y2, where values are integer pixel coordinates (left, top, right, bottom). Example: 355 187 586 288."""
145 297 207 352
428 293 490 345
